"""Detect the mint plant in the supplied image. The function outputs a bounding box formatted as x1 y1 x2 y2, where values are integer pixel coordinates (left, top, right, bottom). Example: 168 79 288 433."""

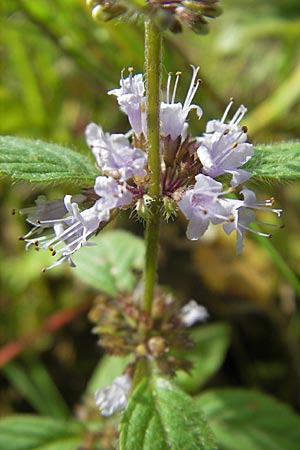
1 1 300 449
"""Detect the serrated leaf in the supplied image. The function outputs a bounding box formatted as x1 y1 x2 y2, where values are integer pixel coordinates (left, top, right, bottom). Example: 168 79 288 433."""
73 230 144 295
176 323 231 393
120 376 217 450
0 136 98 183
0 416 84 450
246 142 300 179
197 389 300 450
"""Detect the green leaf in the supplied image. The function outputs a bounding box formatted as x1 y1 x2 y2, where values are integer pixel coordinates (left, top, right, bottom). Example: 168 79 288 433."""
120 376 217 450
73 230 145 296
246 141 300 179
86 355 132 395
176 323 231 393
0 416 84 450
0 136 98 183
2 359 69 419
197 389 300 450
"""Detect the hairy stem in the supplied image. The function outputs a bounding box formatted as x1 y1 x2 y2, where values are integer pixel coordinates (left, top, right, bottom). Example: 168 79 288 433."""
143 20 162 314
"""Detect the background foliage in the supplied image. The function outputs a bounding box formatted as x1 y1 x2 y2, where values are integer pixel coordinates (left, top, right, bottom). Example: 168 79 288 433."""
1 0 300 446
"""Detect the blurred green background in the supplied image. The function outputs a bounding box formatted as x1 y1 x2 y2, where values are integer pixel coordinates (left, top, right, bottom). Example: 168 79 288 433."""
1 0 300 417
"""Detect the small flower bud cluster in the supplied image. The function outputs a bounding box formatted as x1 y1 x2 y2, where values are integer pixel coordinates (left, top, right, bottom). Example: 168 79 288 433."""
89 287 206 374
86 0 222 34
91 289 208 416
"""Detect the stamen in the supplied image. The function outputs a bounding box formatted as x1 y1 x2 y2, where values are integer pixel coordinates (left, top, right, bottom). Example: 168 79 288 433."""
221 98 235 124
241 223 272 238
128 67 134 91
120 68 125 90
183 66 200 111
171 71 181 104
230 105 247 126
166 72 173 104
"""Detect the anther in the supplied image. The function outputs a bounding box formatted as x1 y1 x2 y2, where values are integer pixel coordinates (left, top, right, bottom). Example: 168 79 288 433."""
42 267 46 273
223 128 230 135
229 97 235 102
128 67 134 73
175 71 182 76
18 236 24 241
232 142 238 149
270 197 275 205
268 234 273 239
229 214 235 222
34 241 39 247
242 125 248 133
197 78 202 85
11 209 16 215
51 250 56 256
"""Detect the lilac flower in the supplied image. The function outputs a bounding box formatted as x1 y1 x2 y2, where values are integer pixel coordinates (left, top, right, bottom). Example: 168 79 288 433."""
21 177 133 270
177 173 232 240
95 373 131 417
180 300 209 327
93 176 133 213
22 196 101 270
86 123 147 181
197 101 254 187
222 187 282 254
108 69 146 136
205 99 248 135
161 66 202 139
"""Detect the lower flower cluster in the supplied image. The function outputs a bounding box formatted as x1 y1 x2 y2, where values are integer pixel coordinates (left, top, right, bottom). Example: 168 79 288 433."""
18 66 281 269
90 287 209 416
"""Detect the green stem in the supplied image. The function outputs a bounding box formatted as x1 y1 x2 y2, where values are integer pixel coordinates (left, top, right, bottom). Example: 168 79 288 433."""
143 20 162 314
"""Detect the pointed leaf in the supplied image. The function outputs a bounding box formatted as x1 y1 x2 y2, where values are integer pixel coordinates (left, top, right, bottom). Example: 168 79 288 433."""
0 416 84 450
0 136 98 183
197 389 300 450
2 360 69 419
176 323 231 393
120 376 217 450
246 142 300 180
73 230 144 295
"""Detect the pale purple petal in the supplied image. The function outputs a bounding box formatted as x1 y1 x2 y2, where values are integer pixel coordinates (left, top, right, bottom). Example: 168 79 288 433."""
95 374 131 417
180 300 209 327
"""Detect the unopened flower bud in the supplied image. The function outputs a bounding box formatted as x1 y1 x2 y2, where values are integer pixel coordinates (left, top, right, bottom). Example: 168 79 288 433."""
148 336 168 357
163 196 178 221
136 195 154 221
135 343 147 357
91 2 127 22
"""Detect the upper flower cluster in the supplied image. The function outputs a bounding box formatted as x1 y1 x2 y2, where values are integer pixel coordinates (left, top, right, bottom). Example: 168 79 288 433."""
19 66 281 269
87 1 222 34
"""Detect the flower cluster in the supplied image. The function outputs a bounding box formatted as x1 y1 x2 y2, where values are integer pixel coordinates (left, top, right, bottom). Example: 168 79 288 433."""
19 121 147 270
86 0 222 34
19 66 281 269
91 291 208 416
